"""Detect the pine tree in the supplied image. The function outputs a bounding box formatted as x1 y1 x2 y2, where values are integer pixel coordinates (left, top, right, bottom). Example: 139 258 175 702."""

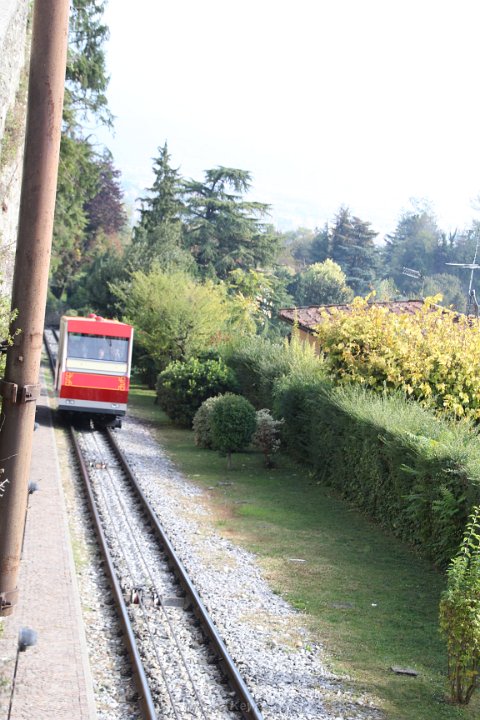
129 143 188 270
66 0 111 123
181 167 281 279
328 207 378 295
137 143 183 230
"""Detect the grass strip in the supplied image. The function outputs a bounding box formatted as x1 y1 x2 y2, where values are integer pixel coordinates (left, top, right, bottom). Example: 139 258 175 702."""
128 384 480 720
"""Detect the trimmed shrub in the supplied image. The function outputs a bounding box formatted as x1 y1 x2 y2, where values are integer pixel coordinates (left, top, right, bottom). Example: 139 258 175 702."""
156 357 238 426
253 409 284 467
210 394 257 469
440 506 480 704
192 395 222 449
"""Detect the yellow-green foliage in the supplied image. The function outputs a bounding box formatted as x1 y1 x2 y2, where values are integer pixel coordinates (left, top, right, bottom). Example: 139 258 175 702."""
315 295 480 419
113 269 257 372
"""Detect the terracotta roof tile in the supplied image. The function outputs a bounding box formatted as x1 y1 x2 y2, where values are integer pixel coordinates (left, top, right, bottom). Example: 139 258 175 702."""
278 300 426 333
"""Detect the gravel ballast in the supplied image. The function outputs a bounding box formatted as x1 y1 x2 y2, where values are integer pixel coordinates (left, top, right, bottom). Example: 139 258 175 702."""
108 415 384 720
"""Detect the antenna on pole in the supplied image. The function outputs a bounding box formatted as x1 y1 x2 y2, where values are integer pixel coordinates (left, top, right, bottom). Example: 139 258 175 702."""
446 238 480 316
401 267 423 279
401 267 424 295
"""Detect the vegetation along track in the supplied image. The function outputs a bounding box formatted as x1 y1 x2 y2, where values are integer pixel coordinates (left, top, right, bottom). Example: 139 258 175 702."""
44 329 263 720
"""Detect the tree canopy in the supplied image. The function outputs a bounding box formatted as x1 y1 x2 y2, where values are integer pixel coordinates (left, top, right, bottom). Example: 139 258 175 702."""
50 0 128 314
112 269 255 373
47 0 480 350
291 259 354 306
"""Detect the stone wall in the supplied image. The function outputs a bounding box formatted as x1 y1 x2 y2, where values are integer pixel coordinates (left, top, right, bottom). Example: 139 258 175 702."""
0 0 30 296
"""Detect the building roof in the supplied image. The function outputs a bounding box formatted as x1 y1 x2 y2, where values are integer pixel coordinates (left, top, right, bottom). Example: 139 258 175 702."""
278 300 426 334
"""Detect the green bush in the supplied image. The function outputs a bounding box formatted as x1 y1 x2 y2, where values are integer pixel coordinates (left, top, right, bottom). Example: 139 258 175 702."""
273 375 480 567
440 506 480 704
192 395 222 449
210 394 257 469
156 357 238 426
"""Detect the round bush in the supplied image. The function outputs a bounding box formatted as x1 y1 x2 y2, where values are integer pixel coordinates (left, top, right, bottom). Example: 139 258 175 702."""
192 395 222 448
156 357 238 426
210 394 257 468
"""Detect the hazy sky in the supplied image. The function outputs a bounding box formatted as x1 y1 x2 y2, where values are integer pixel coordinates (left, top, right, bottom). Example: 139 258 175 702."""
97 0 480 237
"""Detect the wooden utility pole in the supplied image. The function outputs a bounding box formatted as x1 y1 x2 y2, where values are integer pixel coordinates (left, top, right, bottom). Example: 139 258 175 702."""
0 0 70 616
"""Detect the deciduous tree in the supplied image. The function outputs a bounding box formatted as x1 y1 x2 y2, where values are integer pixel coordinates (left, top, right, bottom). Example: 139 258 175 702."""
382 203 444 294
291 259 354 306
112 269 253 373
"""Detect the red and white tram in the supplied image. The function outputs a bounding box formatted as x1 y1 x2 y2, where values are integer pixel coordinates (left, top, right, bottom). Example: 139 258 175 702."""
55 314 134 426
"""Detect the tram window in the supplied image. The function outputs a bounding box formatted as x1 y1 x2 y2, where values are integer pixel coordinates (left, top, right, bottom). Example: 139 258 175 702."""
109 338 129 362
67 334 88 358
67 333 129 362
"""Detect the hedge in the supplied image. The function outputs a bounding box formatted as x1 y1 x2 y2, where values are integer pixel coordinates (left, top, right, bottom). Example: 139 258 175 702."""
219 331 480 567
273 375 480 567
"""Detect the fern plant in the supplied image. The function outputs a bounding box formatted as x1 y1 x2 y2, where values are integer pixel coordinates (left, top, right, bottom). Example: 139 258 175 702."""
439 505 480 704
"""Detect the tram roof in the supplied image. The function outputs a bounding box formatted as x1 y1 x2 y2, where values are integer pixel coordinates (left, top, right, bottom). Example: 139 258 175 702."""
61 315 133 338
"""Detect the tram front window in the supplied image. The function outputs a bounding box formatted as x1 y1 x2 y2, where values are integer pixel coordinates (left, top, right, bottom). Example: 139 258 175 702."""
68 334 129 362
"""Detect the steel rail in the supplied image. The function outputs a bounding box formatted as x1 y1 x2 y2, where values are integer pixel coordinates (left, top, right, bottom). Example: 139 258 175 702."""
70 428 159 720
106 427 264 720
44 330 263 719
44 334 157 718
43 328 58 373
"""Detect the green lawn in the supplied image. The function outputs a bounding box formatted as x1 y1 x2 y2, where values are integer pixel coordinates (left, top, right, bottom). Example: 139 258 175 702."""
127 385 480 720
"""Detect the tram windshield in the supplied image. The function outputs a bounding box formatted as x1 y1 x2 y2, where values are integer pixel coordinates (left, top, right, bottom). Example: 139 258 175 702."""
67 333 129 363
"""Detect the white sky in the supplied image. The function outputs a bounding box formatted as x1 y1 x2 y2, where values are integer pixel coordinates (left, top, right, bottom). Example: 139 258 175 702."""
96 0 480 238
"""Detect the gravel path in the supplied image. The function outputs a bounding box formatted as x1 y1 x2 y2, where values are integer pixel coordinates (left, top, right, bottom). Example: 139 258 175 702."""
108 415 384 720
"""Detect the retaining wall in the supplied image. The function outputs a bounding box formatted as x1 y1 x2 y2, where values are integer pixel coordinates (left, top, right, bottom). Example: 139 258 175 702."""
0 0 30 295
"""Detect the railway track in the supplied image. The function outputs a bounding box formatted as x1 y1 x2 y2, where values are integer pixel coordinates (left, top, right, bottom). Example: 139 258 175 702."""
43 325 59 369
44 329 263 720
